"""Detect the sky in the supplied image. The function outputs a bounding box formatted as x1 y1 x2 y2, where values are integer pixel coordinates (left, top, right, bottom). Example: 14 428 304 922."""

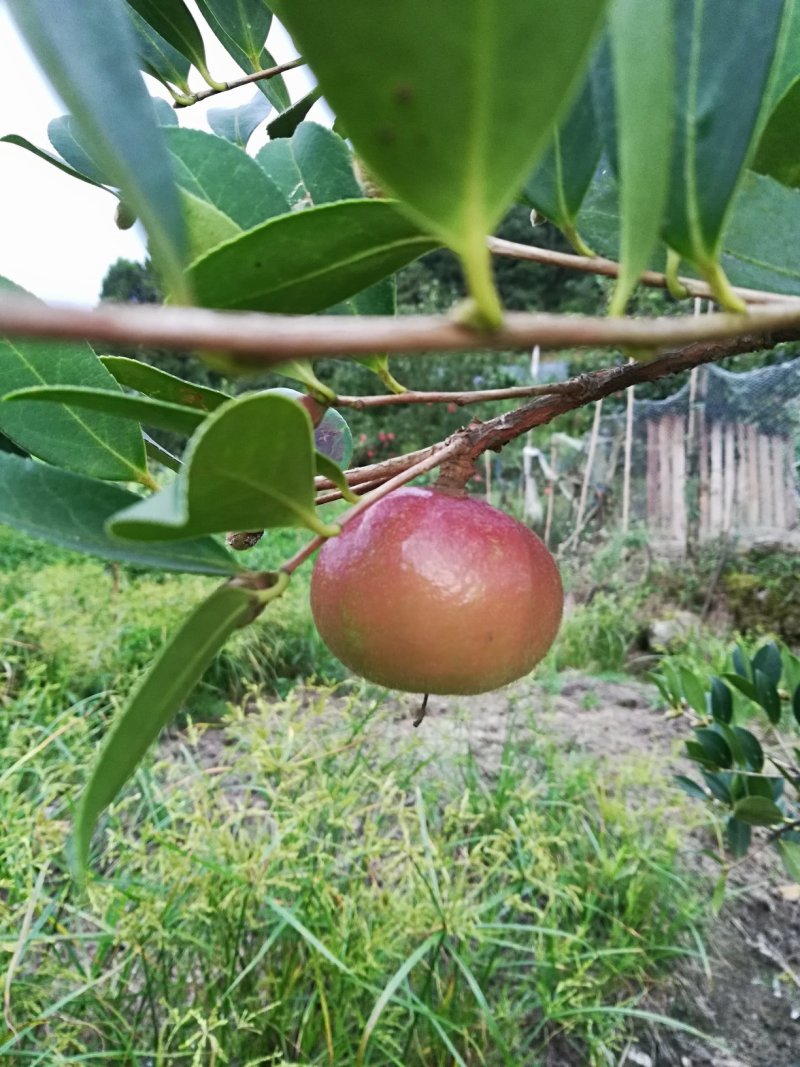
0 3 319 306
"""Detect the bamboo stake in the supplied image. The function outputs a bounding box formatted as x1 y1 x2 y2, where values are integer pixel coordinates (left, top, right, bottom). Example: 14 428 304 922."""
574 399 603 538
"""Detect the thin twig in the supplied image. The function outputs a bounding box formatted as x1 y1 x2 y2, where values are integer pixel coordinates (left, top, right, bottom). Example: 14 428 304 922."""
335 380 572 409
3 294 800 361
173 57 305 107
487 236 800 307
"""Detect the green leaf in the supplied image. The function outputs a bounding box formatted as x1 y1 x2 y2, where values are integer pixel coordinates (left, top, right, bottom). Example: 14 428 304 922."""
744 775 780 801
733 795 784 827
680 666 707 716
752 641 784 687
47 116 113 186
605 0 674 314
287 122 364 205
699 770 732 803
673 774 708 801
100 356 229 412
126 4 191 94
7 0 188 298
315 452 357 503
732 643 752 680
663 0 789 301
709 677 733 724
777 839 800 882
180 189 242 260
187 200 439 314
720 171 800 295
794 682 800 726
0 134 112 193
722 672 758 703
5 386 207 437
272 0 609 323
124 0 217 87
209 91 272 149
0 453 237 575
522 72 601 253
693 728 733 769
73 582 264 871
108 394 339 541
754 668 783 725
0 278 146 481
753 80 800 187
165 127 290 230
267 87 321 139
144 433 182 473
726 817 752 858
194 0 290 110
732 727 764 772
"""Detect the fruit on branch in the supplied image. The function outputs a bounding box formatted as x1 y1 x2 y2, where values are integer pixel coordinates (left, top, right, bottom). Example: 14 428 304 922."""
267 387 353 466
310 486 563 695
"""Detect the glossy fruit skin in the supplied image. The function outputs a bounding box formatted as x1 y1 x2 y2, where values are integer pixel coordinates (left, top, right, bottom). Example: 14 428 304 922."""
311 486 563 695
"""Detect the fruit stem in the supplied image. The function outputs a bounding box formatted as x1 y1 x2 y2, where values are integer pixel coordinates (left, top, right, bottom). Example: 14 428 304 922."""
433 452 477 496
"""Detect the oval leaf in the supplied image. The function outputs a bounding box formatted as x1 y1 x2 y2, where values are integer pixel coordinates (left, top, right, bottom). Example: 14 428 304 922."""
272 0 609 320
755 668 783 725
73 582 260 872
0 453 237 575
7 0 188 297
208 91 272 149
753 641 783 686
0 278 146 481
709 676 733 724
125 0 215 85
733 795 784 827
0 133 112 193
187 199 439 314
108 394 339 541
165 126 291 230
48 115 111 186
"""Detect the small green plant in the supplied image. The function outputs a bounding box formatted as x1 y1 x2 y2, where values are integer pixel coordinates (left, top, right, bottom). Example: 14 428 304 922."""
653 640 800 880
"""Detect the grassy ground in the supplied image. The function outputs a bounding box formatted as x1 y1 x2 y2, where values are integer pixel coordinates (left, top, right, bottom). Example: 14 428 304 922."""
0 529 712 1064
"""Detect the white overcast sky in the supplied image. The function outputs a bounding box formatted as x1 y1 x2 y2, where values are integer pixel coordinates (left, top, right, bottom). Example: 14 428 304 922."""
0 3 320 306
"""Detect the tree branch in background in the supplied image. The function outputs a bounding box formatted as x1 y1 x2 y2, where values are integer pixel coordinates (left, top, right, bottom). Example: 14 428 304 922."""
173 57 305 107
487 237 800 308
3 293 800 362
314 329 776 504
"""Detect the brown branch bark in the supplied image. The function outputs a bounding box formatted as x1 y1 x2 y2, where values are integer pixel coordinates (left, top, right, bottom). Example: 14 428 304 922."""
173 57 304 107
2 293 800 362
311 330 774 503
487 237 800 307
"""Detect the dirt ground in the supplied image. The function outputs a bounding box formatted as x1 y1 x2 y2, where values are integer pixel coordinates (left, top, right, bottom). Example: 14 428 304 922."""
405 673 800 1067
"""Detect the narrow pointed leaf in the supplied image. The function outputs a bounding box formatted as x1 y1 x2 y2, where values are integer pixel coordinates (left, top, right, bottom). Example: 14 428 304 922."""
125 0 212 83
605 0 674 313
0 279 146 480
755 668 783 724
272 0 608 311
165 127 290 229
126 5 191 93
7 0 188 297
664 0 789 276
144 433 182 472
680 667 707 716
522 73 601 251
6 386 207 437
74 583 258 871
109 394 339 541
673 774 708 801
752 641 784 686
188 199 438 314
0 453 237 575
100 355 229 411
0 134 112 193
194 0 290 110
693 728 732 769
267 87 321 139
732 727 764 772
208 91 272 148
709 677 733 724
315 452 357 503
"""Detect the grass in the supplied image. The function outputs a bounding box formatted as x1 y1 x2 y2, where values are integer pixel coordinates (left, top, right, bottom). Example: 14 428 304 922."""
0 528 715 1063
0 689 709 1065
